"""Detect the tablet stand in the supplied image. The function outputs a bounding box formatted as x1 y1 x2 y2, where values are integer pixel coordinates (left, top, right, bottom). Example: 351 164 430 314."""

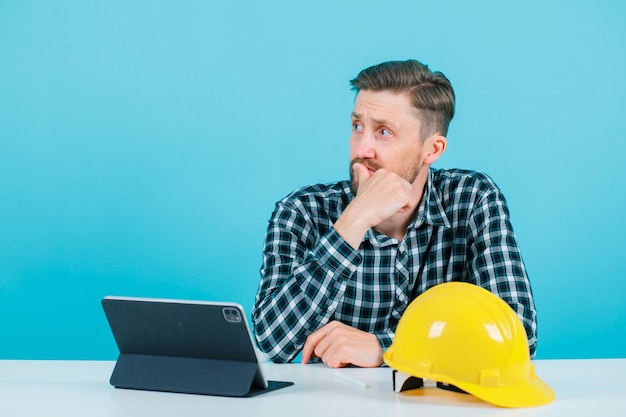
111 353 292 397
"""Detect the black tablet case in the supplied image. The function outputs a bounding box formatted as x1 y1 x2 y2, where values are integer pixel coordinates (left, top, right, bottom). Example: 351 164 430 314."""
102 297 293 397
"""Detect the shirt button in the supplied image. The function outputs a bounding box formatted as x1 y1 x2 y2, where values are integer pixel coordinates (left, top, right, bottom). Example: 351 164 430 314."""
398 245 405 253
349 265 357 272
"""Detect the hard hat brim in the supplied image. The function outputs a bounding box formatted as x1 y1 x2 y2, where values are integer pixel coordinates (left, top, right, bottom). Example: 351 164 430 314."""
452 372 555 408
386 351 555 408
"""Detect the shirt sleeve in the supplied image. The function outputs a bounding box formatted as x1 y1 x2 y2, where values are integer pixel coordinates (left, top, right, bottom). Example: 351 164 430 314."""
252 198 362 363
466 180 538 357
374 331 395 352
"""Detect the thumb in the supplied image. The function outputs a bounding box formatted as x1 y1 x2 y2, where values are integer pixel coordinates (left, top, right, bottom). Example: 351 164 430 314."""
352 162 371 188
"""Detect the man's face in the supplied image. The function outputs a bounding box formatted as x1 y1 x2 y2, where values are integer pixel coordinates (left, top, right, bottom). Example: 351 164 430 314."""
349 90 426 194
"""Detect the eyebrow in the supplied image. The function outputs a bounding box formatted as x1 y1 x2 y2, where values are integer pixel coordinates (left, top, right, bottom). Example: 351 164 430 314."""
351 112 398 129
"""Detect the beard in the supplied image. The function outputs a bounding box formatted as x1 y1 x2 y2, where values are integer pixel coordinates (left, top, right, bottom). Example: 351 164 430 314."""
349 157 422 195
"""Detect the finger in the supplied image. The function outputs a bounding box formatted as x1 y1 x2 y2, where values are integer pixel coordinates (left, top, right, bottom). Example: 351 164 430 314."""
301 324 331 364
301 337 315 364
317 336 349 368
352 162 372 189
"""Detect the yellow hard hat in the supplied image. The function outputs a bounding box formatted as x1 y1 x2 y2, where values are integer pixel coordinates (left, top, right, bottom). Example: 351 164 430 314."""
384 282 555 408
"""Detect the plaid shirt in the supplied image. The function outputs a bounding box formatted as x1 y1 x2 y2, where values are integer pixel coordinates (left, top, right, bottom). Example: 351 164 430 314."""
252 168 537 363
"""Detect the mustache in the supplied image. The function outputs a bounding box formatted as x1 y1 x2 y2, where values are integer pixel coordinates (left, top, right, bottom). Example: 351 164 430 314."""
349 158 382 195
350 158 383 172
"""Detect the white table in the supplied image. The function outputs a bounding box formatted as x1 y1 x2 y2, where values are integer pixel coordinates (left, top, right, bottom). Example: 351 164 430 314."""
1 359 624 416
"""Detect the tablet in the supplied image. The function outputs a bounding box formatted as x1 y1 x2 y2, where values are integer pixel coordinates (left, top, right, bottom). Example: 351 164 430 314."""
101 296 293 397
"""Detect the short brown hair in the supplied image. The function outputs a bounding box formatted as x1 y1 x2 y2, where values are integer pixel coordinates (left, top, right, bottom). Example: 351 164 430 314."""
350 59 455 138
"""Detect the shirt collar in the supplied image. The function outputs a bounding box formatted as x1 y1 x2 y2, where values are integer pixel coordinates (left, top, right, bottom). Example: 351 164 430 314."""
409 168 451 229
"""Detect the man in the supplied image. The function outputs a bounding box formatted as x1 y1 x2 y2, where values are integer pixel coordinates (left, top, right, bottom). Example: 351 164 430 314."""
252 59 537 368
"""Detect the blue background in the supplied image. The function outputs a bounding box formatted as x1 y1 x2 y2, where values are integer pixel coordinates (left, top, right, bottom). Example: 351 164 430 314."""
1 0 624 360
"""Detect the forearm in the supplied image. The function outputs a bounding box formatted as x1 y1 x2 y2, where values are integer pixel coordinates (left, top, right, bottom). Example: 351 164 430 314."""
332 203 371 250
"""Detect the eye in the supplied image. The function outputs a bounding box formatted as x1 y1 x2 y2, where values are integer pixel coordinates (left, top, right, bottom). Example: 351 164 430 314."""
352 121 363 132
379 127 392 137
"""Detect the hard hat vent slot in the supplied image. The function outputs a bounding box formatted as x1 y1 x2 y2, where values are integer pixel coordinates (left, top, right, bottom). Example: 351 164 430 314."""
480 368 501 387
416 359 433 373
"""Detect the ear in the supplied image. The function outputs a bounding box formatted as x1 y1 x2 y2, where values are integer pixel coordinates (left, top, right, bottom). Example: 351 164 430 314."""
422 134 447 164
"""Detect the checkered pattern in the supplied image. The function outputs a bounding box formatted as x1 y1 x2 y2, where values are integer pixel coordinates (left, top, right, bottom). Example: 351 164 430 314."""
252 168 537 363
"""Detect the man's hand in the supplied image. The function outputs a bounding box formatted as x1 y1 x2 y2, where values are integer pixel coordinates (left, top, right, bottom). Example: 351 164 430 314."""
334 162 419 248
351 162 417 221
301 321 384 368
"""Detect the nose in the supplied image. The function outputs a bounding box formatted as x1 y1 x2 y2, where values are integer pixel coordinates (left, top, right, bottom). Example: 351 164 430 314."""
352 131 376 159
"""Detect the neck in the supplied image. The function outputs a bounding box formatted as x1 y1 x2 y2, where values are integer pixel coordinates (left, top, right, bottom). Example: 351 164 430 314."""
373 211 416 241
